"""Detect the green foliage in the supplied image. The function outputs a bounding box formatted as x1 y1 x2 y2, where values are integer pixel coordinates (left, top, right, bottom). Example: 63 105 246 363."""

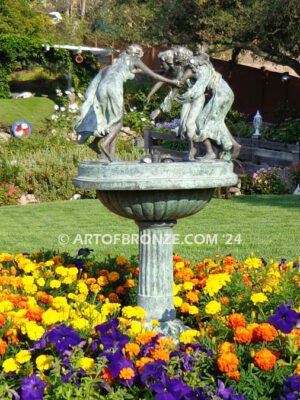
251 168 289 194
0 67 10 98
262 118 300 144
288 163 300 187
226 110 252 138
0 183 19 206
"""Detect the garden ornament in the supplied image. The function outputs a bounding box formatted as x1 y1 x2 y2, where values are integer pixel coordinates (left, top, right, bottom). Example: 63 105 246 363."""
75 44 181 162
176 54 241 161
144 46 193 121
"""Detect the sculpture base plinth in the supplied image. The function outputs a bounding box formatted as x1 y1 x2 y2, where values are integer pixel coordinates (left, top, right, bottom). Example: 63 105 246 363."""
144 319 190 344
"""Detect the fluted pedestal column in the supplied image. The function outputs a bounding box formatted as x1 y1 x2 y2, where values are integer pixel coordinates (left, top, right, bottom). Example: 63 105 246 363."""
135 221 176 322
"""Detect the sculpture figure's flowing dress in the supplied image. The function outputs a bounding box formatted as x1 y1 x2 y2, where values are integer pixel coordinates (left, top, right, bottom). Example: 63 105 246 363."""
74 56 135 139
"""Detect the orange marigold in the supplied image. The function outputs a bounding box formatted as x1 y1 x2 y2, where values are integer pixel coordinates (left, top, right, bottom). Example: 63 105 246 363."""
226 370 241 381
254 349 277 371
0 314 5 328
296 363 300 376
125 343 140 358
186 291 199 304
116 286 125 295
217 352 239 373
254 323 277 342
149 347 169 361
0 338 7 355
234 327 252 344
119 367 135 380
228 313 246 329
217 342 235 354
135 331 158 345
124 279 135 288
223 256 236 266
219 297 230 306
100 367 115 383
135 357 154 372
108 293 120 303
180 302 190 314
173 254 182 262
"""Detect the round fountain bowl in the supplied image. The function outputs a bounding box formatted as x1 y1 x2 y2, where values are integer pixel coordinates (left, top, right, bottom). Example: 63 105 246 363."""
74 160 238 221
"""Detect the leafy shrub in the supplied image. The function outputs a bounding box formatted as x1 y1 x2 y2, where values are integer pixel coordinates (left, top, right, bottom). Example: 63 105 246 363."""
288 162 300 187
225 110 252 138
262 118 300 144
0 67 10 98
251 168 288 194
0 183 19 205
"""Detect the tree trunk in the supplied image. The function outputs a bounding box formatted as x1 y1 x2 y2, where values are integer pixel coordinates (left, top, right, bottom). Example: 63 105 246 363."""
81 0 87 20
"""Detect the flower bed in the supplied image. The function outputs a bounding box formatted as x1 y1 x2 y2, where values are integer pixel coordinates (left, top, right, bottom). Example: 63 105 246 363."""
0 250 299 399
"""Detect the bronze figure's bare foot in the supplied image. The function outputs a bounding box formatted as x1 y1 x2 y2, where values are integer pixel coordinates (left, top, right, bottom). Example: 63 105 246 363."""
196 152 217 161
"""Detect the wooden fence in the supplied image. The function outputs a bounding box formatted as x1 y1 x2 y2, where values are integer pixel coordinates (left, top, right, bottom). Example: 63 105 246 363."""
143 126 300 168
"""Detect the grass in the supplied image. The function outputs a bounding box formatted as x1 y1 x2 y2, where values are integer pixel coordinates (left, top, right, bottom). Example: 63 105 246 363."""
0 97 55 133
0 195 299 262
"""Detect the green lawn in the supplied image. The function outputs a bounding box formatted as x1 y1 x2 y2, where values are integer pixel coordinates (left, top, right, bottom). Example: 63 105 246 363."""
0 195 299 263
0 97 55 133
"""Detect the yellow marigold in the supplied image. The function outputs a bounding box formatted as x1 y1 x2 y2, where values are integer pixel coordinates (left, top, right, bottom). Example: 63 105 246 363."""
108 271 120 282
15 350 31 364
174 296 183 307
2 358 20 373
0 253 13 262
116 256 127 266
205 300 221 315
296 363 300 376
217 342 235 354
183 281 194 291
67 267 79 280
36 354 54 371
203 273 231 296
101 302 121 316
234 327 252 344
25 321 45 341
179 330 200 344
97 276 109 286
128 321 142 336
175 261 185 269
125 343 140 358
244 257 263 269
71 318 89 330
254 349 276 370
78 281 89 295
62 277 73 285
78 357 95 371
188 305 199 315
45 260 54 267
217 352 239 373
36 278 45 287
23 262 36 274
50 280 61 289
52 296 68 309
42 308 60 326
55 266 68 277
250 292 268 306
0 300 14 312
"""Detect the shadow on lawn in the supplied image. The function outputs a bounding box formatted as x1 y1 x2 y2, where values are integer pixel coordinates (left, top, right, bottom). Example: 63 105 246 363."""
232 194 300 209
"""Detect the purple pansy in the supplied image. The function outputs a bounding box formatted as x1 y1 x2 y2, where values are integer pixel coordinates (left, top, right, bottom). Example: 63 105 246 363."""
268 303 299 334
140 360 167 384
77 248 94 256
48 324 81 353
101 327 130 350
95 318 119 334
21 375 48 400
73 259 85 269
104 350 136 385
150 372 197 400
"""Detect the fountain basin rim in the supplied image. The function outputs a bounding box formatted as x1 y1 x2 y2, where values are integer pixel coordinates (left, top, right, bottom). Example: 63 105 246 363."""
74 160 238 191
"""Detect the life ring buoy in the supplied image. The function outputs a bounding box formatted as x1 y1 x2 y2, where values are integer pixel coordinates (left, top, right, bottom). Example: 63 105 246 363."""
75 55 84 64
12 121 32 139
